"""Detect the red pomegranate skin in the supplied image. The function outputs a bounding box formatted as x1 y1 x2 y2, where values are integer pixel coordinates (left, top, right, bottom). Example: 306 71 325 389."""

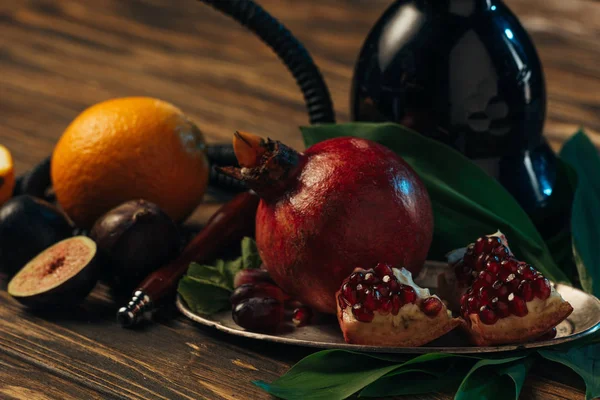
256 137 433 314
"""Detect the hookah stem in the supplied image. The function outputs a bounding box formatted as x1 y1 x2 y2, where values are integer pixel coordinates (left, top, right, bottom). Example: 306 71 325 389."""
117 191 260 327
199 0 335 126
16 0 336 193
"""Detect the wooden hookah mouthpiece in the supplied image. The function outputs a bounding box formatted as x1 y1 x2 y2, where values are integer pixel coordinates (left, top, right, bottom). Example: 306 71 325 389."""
117 191 260 327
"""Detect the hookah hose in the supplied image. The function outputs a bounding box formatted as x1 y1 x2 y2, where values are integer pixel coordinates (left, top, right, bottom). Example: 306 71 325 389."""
15 0 335 198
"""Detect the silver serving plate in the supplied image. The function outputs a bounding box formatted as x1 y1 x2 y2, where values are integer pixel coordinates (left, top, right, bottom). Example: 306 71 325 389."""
176 262 600 354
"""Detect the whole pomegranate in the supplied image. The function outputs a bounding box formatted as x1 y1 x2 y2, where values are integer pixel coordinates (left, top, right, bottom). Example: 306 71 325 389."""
221 132 433 314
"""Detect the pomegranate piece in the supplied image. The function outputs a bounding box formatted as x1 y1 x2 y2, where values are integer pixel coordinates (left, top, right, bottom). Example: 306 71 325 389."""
232 297 284 333
536 327 557 341
292 306 313 327
220 132 434 314
230 283 285 305
337 266 463 347
233 268 274 288
442 231 573 346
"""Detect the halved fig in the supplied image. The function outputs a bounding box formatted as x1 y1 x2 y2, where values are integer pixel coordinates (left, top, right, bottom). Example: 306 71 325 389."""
440 231 573 346
336 264 463 347
7 236 99 309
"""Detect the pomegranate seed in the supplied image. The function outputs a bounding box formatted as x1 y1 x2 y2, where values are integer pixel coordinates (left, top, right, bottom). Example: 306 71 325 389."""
533 277 551 300
505 273 516 284
479 286 494 305
421 297 443 317
537 327 557 341
496 300 510 318
492 280 503 290
374 263 394 278
388 279 399 292
477 236 500 253
479 305 498 324
479 270 494 285
508 293 528 317
496 283 509 299
379 299 392 314
474 237 485 253
507 278 520 293
391 294 402 315
342 283 357 304
352 303 374 322
363 289 377 311
466 296 479 314
498 269 511 281
518 280 534 302
486 257 501 275
472 278 486 292
374 284 390 297
364 271 378 284
501 258 519 273
338 294 348 309
399 285 416 304
348 271 364 286
492 245 509 258
292 306 312 327
460 291 469 306
518 263 537 280
475 254 487 271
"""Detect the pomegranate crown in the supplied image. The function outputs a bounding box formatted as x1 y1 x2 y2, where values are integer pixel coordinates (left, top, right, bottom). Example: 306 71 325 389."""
218 131 304 199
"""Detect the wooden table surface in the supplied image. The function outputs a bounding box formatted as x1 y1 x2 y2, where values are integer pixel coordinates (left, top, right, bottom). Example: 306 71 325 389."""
1 0 599 399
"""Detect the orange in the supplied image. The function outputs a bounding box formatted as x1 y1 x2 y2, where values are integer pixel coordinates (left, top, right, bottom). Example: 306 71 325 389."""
0 145 15 206
51 97 209 228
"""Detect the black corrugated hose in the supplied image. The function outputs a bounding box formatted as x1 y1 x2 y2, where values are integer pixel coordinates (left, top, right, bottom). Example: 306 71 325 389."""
15 0 335 197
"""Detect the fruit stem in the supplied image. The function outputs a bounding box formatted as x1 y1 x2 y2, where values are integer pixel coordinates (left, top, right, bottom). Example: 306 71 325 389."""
218 133 304 200
233 131 267 168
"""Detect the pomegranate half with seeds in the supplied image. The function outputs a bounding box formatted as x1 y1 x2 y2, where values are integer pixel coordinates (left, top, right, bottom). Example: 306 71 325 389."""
439 231 573 346
336 264 463 346
220 132 433 314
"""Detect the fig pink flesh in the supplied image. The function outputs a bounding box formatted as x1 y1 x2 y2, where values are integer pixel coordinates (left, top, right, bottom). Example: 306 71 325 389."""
256 137 433 314
9 237 95 296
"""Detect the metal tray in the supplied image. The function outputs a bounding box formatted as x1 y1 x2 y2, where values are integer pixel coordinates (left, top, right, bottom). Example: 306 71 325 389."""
177 262 600 354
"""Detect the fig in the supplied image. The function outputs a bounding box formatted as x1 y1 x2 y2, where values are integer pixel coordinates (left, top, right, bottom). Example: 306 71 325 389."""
90 199 180 293
0 195 73 277
439 231 573 346
220 132 433 314
7 236 99 309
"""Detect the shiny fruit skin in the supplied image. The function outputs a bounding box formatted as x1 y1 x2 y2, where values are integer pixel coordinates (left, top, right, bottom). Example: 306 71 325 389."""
51 97 209 228
90 199 180 294
0 145 15 206
0 196 73 277
256 137 433 314
230 283 285 305
232 297 283 333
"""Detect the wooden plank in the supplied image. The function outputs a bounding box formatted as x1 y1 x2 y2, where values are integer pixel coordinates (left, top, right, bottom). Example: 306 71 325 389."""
0 0 597 399
0 352 103 400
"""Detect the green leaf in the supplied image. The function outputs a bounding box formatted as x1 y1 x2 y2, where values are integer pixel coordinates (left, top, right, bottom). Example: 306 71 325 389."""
187 262 233 291
538 344 600 400
455 356 531 400
177 275 231 315
177 237 262 315
241 236 262 270
253 350 404 400
360 356 476 397
301 123 569 283
543 159 577 280
560 130 600 296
